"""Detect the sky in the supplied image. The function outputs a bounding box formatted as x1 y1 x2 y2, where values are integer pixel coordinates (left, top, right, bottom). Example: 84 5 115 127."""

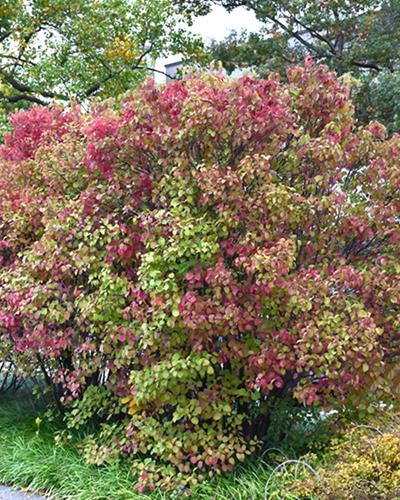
154 6 263 82
190 5 262 42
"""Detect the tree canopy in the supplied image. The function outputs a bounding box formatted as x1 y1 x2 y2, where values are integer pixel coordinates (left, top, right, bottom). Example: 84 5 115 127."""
0 0 203 111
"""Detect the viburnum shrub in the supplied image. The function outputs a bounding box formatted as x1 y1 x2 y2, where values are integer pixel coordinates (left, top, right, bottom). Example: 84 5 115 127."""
0 60 399 492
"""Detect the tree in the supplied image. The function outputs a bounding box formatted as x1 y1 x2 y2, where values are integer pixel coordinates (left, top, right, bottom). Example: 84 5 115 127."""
0 64 399 491
179 0 400 131
0 0 203 111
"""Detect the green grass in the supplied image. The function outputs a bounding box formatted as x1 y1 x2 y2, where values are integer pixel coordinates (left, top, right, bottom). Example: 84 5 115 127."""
0 389 310 500
0 390 142 499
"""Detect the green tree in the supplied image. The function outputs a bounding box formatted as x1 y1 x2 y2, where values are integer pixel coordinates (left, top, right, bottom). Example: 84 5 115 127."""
0 0 203 111
179 0 400 130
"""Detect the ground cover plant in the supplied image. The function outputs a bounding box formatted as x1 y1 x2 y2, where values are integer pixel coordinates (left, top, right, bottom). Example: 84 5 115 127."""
291 409 400 499
0 60 399 493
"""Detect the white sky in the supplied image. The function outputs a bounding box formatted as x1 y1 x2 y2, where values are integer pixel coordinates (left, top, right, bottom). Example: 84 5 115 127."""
155 6 263 82
190 5 262 42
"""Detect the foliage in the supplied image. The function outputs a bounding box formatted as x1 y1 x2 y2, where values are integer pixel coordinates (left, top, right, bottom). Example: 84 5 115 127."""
0 63 399 492
179 0 400 131
0 0 203 112
357 70 400 133
0 390 332 499
292 410 400 499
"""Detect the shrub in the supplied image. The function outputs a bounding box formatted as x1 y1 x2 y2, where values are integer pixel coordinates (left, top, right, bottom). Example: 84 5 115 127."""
291 411 400 499
0 61 399 492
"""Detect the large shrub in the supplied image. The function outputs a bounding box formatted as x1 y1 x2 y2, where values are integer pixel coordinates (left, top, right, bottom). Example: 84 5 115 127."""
0 62 399 491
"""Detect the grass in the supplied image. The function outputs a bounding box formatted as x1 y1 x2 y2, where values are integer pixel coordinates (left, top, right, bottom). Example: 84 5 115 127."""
0 388 314 500
0 389 140 500
2 386 397 499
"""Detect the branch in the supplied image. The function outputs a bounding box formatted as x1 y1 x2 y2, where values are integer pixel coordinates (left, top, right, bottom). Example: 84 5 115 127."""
1 72 32 93
0 70 68 101
12 26 45 73
265 14 332 59
83 44 156 98
0 53 37 66
0 31 12 43
350 60 381 72
138 66 177 80
0 90 46 106
286 13 337 54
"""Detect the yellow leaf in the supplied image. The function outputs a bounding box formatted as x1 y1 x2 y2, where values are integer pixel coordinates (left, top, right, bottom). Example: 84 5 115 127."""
128 403 139 415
